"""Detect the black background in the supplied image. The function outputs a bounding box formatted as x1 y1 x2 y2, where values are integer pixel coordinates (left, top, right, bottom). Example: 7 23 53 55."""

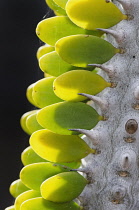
0 0 50 208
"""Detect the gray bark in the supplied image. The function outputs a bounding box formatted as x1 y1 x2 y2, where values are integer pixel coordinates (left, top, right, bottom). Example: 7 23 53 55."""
80 1 139 209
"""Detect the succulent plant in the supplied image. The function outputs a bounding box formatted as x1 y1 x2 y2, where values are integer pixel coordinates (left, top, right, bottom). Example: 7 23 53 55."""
6 0 139 209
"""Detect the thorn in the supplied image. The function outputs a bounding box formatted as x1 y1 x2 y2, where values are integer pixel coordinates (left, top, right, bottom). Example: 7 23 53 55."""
120 152 134 170
97 28 122 41
78 93 108 111
87 63 113 75
122 156 129 169
114 0 132 11
70 167 90 173
68 128 100 145
97 28 127 45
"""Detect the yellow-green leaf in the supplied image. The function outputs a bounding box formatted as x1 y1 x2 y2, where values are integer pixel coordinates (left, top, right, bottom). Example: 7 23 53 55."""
41 172 87 202
66 0 127 30
20 110 38 135
37 44 54 60
30 129 94 162
37 101 101 135
54 70 111 101
14 190 41 210
45 0 67 16
21 198 81 210
26 112 44 134
9 179 29 198
56 35 120 67
32 77 63 108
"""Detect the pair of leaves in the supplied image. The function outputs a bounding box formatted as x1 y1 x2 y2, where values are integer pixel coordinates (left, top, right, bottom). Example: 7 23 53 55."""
20 110 43 135
36 16 102 46
20 162 71 191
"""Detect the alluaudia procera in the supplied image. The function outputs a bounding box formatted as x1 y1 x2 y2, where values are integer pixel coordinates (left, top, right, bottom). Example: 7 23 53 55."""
6 0 139 210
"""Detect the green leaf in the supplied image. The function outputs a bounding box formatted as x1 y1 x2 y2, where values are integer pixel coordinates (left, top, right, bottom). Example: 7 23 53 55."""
20 162 71 191
56 35 120 67
39 51 87 77
37 44 54 60
21 146 80 168
36 16 103 46
32 77 63 108
66 0 127 30
21 198 81 210
41 172 87 202
45 0 67 16
26 112 44 134
21 146 47 166
9 179 29 198
30 129 94 162
54 70 111 101
20 110 38 135
39 51 74 77
37 101 101 135
26 84 38 107
53 0 68 9
14 190 41 210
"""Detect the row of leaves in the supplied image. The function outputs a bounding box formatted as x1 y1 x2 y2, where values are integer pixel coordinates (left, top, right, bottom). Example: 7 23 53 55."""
6 0 126 209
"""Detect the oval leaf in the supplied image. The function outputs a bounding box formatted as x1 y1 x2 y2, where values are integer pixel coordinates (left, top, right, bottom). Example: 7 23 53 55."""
20 110 38 135
30 129 93 162
32 77 63 108
21 146 47 166
9 179 29 198
39 51 79 77
21 198 81 210
26 83 38 107
26 112 44 134
45 0 67 16
53 0 68 9
41 172 87 202
56 35 120 67
15 190 41 210
66 0 127 30
37 44 54 60
37 101 101 135
54 70 111 101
